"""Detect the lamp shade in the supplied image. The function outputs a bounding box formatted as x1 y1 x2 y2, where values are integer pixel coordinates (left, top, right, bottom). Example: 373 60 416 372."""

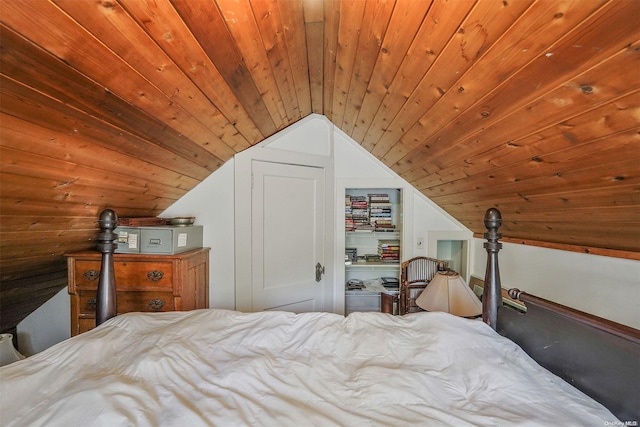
0 333 25 367
415 271 482 317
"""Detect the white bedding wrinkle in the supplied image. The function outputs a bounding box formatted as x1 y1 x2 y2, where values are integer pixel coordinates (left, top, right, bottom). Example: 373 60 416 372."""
0 309 618 426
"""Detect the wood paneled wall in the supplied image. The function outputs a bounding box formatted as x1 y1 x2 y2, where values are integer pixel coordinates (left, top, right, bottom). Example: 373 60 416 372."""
1 0 638 331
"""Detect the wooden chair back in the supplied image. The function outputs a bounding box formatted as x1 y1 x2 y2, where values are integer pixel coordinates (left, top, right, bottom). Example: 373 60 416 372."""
400 257 447 314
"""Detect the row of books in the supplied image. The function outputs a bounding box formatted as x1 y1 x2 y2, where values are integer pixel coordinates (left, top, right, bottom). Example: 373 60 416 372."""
345 193 396 232
344 239 400 265
378 239 400 263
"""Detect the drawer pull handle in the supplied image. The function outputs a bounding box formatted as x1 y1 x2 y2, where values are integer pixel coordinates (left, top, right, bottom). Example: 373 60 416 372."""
87 298 97 311
83 270 100 281
147 270 165 282
148 299 166 311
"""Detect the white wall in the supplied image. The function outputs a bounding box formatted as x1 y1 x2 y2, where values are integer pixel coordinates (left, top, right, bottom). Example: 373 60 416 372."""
471 239 640 329
18 114 639 353
161 160 236 309
17 288 69 356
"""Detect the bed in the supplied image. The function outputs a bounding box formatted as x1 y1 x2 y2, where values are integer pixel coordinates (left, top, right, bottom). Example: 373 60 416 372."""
0 209 637 426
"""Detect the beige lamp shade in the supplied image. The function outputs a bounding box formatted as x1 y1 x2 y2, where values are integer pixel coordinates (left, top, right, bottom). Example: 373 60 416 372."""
415 271 482 317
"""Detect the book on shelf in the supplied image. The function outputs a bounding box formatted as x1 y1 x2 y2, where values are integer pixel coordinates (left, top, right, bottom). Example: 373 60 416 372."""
345 247 357 263
368 193 390 202
364 254 381 263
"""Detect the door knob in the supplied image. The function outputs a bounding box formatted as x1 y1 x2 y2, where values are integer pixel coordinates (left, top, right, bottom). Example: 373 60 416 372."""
315 262 325 282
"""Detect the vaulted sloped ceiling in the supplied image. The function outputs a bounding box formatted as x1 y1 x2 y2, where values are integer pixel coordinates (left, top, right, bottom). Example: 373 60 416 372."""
1 0 638 331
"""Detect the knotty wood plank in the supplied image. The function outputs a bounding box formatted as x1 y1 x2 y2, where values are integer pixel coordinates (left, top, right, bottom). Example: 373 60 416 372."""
0 79 217 180
357 0 476 151
371 0 535 158
0 269 68 332
1 273 67 305
306 21 324 114
414 91 640 189
53 0 251 153
0 113 200 195
398 43 640 179
0 229 97 249
422 143 639 204
412 113 640 189
249 0 303 120
456 206 640 224
388 0 605 160
119 0 263 146
340 0 396 135
0 173 177 210
350 0 433 144
394 39 640 180
302 0 324 113
0 236 97 267
0 197 161 218
1 0 238 162
489 236 640 260
331 0 367 127
0 24 222 168
277 0 313 118
322 0 340 120
0 146 188 201
172 0 282 135
0 216 97 233
214 0 288 129
392 0 640 173
469 220 640 253
0 258 67 283
437 184 638 212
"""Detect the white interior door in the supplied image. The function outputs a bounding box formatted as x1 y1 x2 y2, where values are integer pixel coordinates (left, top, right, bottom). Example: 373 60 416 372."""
250 160 326 312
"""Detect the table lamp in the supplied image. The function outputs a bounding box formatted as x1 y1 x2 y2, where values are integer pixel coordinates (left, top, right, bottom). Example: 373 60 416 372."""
415 271 482 317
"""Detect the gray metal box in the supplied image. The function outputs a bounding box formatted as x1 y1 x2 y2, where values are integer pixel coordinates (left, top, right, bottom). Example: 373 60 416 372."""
115 225 203 254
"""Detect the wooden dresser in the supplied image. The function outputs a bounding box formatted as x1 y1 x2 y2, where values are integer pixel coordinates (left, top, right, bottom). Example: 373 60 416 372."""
66 247 210 336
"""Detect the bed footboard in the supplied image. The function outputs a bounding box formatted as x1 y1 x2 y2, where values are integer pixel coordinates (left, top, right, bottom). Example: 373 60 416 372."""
498 289 640 421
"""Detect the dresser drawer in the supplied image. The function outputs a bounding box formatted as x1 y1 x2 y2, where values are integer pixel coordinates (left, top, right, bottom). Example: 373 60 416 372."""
78 318 96 335
73 260 174 290
73 260 102 287
67 248 210 336
78 290 175 315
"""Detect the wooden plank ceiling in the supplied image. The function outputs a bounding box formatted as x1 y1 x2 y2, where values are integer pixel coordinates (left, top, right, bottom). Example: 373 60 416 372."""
1 0 638 330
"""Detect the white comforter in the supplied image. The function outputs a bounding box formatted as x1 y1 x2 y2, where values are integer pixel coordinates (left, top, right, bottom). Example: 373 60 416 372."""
0 310 617 426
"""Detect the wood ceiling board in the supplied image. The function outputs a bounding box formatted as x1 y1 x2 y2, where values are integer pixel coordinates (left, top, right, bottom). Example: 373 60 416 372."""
331 0 368 127
390 1 639 174
52 0 250 153
0 114 201 194
1 1 239 162
391 41 640 183
415 127 640 193
371 0 536 159
349 0 435 145
0 147 188 202
358 0 475 152
338 0 396 135
118 0 264 146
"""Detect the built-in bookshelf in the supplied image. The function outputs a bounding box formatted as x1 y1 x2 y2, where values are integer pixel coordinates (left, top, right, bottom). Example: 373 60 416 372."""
344 188 402 314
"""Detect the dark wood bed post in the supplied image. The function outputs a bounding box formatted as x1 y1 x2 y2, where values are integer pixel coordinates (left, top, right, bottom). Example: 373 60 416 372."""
96 209 118 326
483 208 503 330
